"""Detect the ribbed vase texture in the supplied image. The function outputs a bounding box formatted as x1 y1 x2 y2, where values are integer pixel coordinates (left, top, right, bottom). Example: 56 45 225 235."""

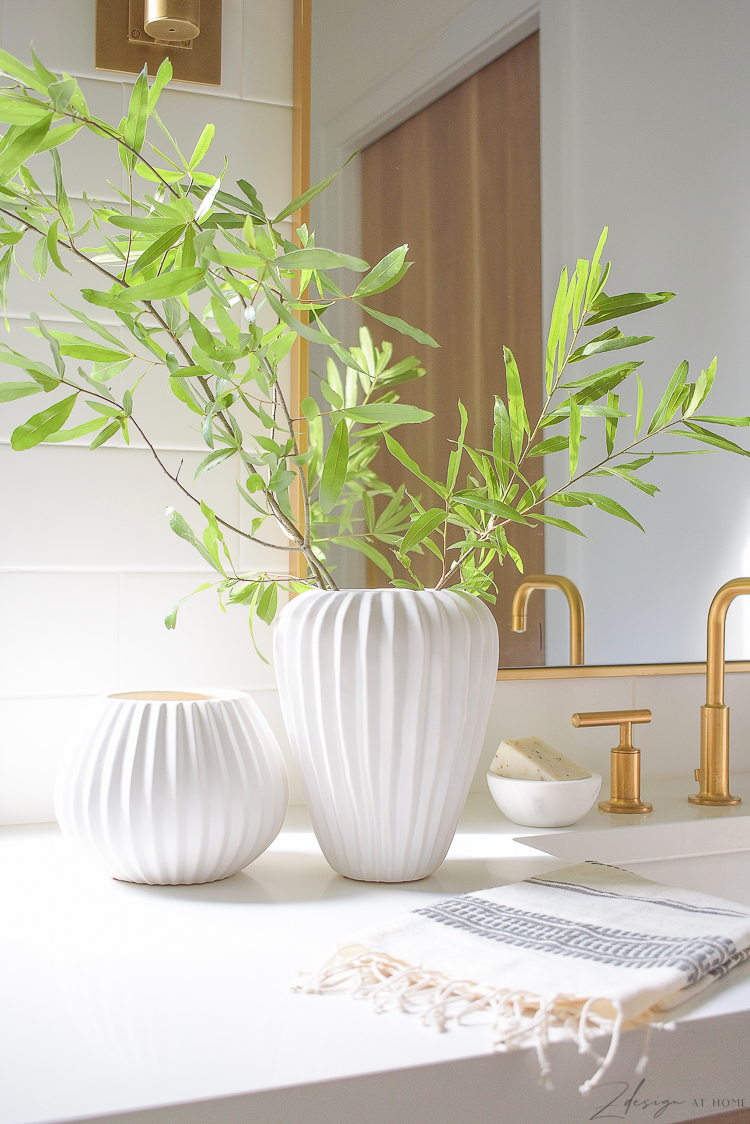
55 690 288 885
274 589 499 882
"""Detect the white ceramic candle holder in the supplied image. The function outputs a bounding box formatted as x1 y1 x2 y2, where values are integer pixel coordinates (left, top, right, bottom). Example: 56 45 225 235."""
55 689 288 885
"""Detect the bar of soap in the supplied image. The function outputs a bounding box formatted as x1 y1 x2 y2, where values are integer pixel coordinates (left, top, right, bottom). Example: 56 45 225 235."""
490 736 591 782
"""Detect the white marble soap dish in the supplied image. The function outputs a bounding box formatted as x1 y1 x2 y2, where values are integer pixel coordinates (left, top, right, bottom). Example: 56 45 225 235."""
486 770 602 828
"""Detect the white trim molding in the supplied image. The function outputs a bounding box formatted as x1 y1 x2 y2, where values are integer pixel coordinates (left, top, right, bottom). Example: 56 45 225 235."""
320 1 540 158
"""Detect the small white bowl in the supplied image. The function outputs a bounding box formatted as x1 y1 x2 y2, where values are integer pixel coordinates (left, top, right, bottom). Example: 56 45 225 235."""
486 771 602 828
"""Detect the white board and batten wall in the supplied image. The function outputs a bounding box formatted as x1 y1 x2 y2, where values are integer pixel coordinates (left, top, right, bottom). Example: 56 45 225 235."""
0 0 296 824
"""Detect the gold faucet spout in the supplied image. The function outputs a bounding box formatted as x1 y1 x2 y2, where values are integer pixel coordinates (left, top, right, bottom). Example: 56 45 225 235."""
689 577 749 806
511 575 585 665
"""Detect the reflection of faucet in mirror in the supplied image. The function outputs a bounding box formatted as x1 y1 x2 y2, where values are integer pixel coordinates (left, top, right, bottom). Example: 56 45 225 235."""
689 577 748 807
511 576 585 666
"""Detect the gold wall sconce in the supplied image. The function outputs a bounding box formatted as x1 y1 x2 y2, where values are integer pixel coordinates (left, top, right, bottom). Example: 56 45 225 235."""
96 0 222 86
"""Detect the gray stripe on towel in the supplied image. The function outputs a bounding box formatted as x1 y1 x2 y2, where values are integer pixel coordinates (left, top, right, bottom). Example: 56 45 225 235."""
525 877 749 919
415 899 736 986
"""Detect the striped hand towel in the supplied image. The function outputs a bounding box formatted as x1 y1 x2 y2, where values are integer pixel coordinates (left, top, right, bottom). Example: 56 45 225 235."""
296 862 750 1093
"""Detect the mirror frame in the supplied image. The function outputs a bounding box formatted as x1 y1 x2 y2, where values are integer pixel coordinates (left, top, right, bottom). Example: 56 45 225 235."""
496 661 750 681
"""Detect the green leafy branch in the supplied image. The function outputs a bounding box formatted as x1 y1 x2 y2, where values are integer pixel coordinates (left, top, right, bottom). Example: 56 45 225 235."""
372 229 749 597
0 45 438 634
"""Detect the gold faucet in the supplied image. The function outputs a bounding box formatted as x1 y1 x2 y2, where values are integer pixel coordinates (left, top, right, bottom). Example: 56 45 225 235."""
511 575 585 665
689 577 747 807
572 709 652 814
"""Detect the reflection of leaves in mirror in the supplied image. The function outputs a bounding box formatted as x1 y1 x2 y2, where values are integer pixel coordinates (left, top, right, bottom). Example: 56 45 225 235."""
384 227 749 601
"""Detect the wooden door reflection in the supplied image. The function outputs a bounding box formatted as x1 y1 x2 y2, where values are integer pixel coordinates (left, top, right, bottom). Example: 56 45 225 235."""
361 32 544 666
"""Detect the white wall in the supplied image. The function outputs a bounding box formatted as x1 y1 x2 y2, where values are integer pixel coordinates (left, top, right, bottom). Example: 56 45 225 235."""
0 0 295 824
311 0 750 668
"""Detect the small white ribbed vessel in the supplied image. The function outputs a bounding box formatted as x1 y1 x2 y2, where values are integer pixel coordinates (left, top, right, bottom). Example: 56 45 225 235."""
55 689 288 885
274 589 498 882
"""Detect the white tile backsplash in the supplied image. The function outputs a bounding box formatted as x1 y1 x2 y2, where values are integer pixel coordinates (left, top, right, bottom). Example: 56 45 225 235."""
0 570 119 698
25 77 125 200
472 670 750 797
0 444 251 569
4 670 750 826
117 570 277 691
0 694 95 823
1 0 98 84
154 88 293 219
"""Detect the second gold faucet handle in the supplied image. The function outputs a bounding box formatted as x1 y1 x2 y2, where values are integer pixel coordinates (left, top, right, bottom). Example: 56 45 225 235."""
571 709 652 729
572 710 653 815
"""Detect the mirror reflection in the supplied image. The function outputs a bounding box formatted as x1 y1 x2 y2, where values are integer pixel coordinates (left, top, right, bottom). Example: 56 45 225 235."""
310 2 750 669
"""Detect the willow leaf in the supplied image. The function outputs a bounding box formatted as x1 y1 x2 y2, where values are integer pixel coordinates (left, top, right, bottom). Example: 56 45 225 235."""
117 266 205 303
569 394 581 477
400 508 446 554
585 290 675 326
534 513 587 538
0 114 52 176
273 152 356 223
605 391 619 455
452 493 529 526
10 393 77 450
0 48 48 94
545 267 568 394
330 536 394 579
383 432 447 498
572 258 589 328
648 359 688 434
585 226 609 308
492 396 511 488
504 346 529 460
634 373 644 438
275 248 368 272
341 403 432 425
0 381 41 402
121 67 149 172
147 57 173 115
569 331 654 363
550 490 644 531
669 425 750 458
357 302 439 348
319 420 349 513
354 245 409 297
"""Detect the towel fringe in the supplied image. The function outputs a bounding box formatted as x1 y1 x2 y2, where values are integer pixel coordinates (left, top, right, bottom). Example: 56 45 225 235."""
294 947 671 1094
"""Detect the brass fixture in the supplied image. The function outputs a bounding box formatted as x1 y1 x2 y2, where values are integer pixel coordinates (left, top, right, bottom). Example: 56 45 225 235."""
688 577 747 807
512 576 585 665
95 0 221 85
144 0 200 41
496 659 750 682
572 709 652 814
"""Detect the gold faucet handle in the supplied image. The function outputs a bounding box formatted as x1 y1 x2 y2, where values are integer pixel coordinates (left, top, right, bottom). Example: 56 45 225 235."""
571 709 651 748
572 709 653 815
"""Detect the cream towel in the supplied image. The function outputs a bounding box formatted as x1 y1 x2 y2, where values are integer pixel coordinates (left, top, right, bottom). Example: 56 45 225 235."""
296 862 750 1093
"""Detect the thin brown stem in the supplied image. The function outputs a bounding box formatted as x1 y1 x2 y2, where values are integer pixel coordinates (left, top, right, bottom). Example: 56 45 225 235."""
128 416 298 551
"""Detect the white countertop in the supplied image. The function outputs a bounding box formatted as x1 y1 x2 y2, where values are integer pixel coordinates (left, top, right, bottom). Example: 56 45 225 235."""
3 786 750 1124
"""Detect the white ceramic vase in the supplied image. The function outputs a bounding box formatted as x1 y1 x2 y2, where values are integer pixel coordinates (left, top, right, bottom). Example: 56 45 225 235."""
274 589 499 882
55 689 288 885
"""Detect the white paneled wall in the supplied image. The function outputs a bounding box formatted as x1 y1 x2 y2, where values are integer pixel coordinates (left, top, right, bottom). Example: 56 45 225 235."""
0 0 294 824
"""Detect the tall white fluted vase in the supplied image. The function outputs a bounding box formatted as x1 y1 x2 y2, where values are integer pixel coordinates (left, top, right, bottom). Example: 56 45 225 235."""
274 589 499 882
55 689 288 885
